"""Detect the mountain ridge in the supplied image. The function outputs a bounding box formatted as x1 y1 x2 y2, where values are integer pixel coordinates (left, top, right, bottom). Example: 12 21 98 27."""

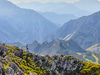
47 11 100 49
16 2 90 17
0 0 57 43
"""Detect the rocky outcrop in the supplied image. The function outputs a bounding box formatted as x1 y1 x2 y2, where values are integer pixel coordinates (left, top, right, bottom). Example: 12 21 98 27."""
15 48 23 58
5 67 14 75
9 63 24 75
0 43 8 57
0 44 24 75
32 54 84 75
0 62 4 75
0 56 24 75
0 44 100 75
0 57 24 75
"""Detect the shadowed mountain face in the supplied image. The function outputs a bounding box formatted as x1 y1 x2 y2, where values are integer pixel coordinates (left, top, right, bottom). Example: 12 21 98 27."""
16 2 90 17
0 17 18 42
0 0 57 44
47 11 100 49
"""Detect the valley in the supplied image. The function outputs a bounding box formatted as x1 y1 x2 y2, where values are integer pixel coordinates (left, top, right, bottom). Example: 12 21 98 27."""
0 0 100 75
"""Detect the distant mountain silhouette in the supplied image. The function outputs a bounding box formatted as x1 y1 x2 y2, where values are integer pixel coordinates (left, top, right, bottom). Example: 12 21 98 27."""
39 12 76 27
17 2 90 17
0 0 57 43
74 0 100 13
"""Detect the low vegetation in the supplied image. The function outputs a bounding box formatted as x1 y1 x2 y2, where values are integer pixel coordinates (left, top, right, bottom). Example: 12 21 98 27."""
0 44 100 75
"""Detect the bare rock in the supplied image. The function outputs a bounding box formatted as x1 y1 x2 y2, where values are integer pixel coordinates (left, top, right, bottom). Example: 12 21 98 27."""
5 67 14 75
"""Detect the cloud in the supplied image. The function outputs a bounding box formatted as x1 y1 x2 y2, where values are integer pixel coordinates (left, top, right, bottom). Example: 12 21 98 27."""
8 0 80 3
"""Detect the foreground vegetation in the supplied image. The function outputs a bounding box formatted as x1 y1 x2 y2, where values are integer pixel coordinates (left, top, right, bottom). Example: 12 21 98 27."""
0 44 100 75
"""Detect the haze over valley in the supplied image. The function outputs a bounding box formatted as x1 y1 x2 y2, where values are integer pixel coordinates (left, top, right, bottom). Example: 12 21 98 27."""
0 0 100 74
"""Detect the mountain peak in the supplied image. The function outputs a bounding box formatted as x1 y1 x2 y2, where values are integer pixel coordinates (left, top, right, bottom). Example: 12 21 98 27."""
48 10 100 49
0 0 57 43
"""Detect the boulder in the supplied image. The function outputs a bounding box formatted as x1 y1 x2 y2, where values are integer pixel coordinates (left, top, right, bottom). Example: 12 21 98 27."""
5 67 14 75
29 72 37 75
5 56 11 62
0 62 4 69
9 63 24 75
0 44 8 57
15 49 23 57
0 62 4 75
0 68 3 75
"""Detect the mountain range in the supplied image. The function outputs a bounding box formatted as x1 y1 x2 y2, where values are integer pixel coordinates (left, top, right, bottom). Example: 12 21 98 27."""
0 0 100 74
16 2 90 17
28 39 85 55
74 0 100 13
0 0 57 43
47 11 100 49
39 12 76 27
6 38 100 64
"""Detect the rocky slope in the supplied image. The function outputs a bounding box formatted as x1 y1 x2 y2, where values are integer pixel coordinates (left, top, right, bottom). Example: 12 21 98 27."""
27 39 100 64
0 43 100 75
47 11 100 49
6 39 100 65
86 44 100 53
28 39 85 55
0 0 57 43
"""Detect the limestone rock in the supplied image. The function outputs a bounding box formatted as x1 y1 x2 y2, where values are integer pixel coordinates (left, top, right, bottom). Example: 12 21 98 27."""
5 67 14 75
9 63 24 75
15 49 23 57
0 44 8 57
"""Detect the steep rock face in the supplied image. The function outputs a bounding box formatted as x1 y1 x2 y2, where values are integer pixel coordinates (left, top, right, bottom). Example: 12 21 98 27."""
0 0 57 43
47 11 100 49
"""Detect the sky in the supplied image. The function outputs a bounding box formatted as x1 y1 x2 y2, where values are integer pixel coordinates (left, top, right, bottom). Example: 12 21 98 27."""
8 0 80 3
